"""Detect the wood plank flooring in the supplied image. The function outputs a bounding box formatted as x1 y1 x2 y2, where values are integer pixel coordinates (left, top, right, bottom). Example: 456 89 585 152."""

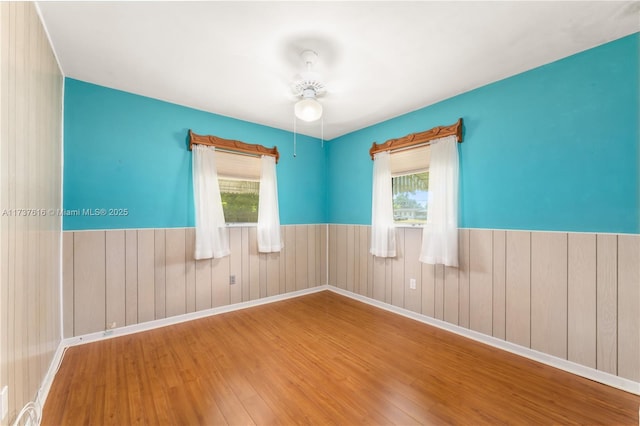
43 291 640 425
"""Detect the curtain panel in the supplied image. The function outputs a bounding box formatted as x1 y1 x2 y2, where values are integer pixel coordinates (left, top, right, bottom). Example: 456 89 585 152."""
370 151 397 257
257 155 282 252
192 145 230 259
419 135 459 267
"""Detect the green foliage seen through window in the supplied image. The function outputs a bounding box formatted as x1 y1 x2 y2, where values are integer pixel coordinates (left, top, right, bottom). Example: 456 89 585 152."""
219 179 259 223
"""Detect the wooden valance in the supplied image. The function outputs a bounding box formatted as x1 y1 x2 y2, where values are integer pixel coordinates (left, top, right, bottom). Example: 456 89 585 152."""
189 130 280 163
369 118 463 160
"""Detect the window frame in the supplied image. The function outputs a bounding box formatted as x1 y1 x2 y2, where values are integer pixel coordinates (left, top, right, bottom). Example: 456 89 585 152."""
218 177 260 226
389 144 430 227
392 169 429 227
214 151 262 226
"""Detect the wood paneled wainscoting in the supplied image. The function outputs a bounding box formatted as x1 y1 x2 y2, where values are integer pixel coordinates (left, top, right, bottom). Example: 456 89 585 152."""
328 225 640 384
1 2 64 423
63 225 327 337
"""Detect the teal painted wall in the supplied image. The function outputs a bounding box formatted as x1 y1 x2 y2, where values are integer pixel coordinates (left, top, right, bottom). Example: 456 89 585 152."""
64 34 639 234
63 79 327 230
327 33 639 234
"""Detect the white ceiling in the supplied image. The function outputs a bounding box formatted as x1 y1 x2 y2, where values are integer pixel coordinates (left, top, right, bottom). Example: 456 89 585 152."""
37 1 639 140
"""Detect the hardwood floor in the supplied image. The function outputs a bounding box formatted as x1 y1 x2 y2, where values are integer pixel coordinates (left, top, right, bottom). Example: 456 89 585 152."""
43 291 639 425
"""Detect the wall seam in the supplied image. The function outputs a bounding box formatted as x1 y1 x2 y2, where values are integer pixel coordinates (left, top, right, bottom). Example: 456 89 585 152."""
595 234 599 370
529 231 532 349
105 231 109 331
137 230 142 323
135 230 139 324
565 232 569 360
566 233 570 360
615 235 619 376
503 230 506 340
491 230 494 337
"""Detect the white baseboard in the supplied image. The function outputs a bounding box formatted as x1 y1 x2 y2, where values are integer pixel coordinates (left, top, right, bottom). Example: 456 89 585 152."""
62 285 330 348
36 342 67 411
12 339 69 425
327 285 640 396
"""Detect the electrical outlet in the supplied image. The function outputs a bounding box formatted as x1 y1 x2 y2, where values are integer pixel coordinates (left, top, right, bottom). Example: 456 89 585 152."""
1 385 8 420
409 278 416 290
229 275 236 285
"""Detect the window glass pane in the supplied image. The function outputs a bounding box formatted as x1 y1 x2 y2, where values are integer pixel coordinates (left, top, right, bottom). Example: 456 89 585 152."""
392 171 428 224
219 179 259 223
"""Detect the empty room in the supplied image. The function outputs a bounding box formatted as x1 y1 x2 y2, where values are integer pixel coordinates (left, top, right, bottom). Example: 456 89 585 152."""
1 1 639 425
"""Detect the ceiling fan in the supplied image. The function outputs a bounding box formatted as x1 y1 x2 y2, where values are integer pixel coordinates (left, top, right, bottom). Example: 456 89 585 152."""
292 50 326 122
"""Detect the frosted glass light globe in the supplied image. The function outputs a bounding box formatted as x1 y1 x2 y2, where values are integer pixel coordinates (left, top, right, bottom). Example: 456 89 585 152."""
294 98 323 122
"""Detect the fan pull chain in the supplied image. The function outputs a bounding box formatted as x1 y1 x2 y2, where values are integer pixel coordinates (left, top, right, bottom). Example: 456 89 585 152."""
321 117 324 148
293 114 297 158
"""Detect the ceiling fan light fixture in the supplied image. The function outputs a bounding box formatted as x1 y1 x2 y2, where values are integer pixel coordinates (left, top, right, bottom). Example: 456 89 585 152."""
294 97 323 122
292 50 325 123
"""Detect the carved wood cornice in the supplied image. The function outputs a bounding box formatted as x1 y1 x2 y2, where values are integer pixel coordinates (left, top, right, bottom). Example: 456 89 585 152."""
369 118 463 160
189 130 280 163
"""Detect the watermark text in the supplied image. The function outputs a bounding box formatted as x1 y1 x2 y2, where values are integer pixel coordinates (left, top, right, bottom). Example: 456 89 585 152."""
1 208 129 217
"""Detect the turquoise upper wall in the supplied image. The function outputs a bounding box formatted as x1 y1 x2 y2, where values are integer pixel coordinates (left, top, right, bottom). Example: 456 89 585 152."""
327 33 639 233
63 79 327 230
64 34 639 233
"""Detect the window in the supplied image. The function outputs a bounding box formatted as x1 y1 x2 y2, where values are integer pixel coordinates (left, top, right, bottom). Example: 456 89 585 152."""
215 151 261 224
390 145 430 224
219 179 259 223
393 172 428 224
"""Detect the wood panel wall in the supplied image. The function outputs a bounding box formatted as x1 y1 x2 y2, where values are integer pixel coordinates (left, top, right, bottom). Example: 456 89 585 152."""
63 225 327 338
328 225 640 383
0 3 63 423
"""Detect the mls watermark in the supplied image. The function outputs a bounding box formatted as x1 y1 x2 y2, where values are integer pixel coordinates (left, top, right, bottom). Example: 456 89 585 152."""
1 208 129 217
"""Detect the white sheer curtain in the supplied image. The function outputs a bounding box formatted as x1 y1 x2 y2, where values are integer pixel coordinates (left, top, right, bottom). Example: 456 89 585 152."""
192 145 230 259
419 135 459 266
370 151 396 257
257 155 282 252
